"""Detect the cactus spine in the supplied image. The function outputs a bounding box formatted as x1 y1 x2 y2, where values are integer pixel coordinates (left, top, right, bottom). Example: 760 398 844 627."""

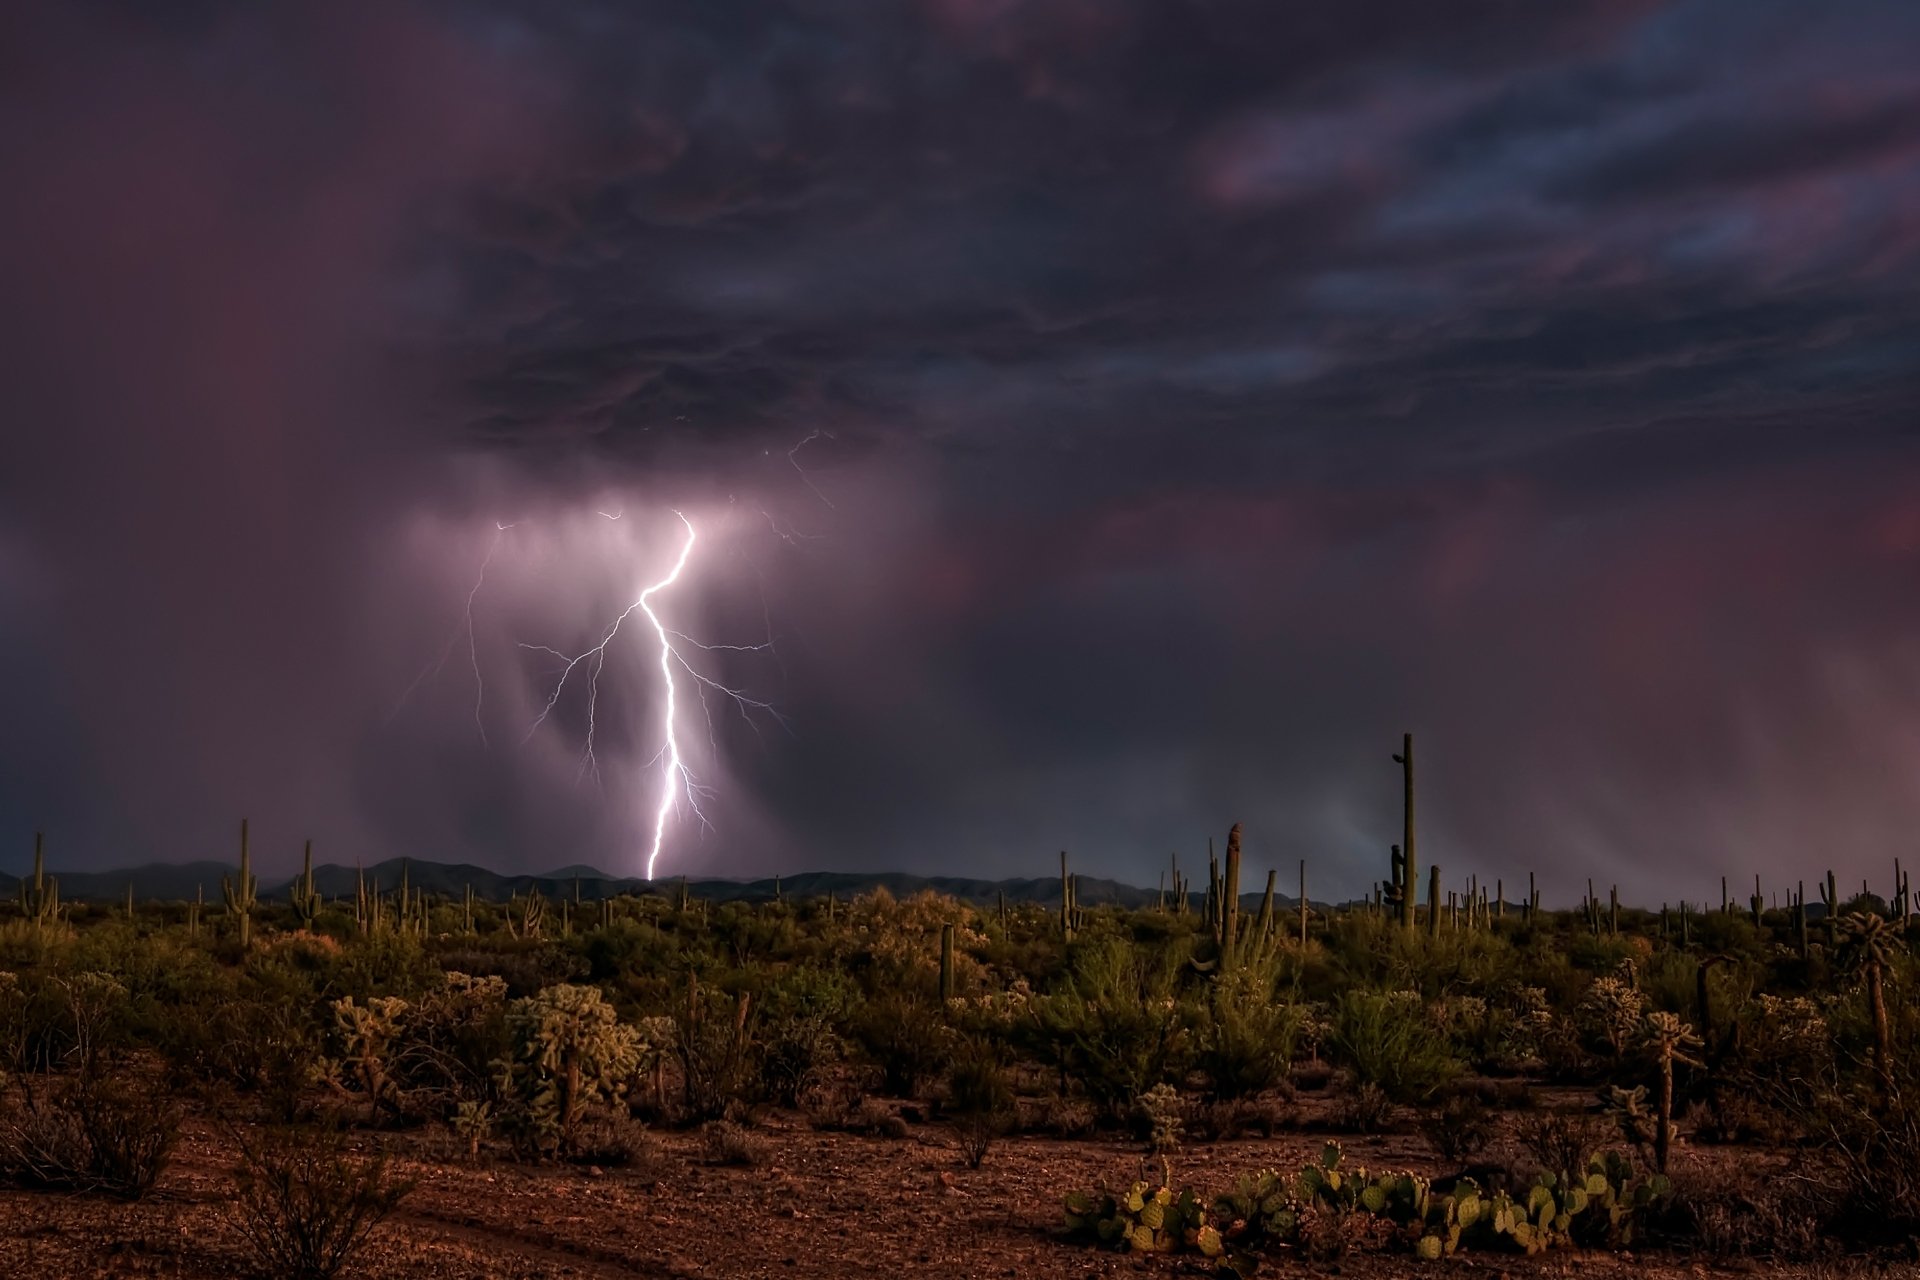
222 818 258 947
1393 734 1416 931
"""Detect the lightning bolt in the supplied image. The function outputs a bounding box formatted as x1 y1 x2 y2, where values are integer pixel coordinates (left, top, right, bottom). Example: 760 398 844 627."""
517 512 785 877
786 429 836 509
638 514 697 881
388 521 511 740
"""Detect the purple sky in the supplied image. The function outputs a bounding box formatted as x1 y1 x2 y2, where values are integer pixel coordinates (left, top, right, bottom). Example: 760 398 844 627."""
2 1 1918 903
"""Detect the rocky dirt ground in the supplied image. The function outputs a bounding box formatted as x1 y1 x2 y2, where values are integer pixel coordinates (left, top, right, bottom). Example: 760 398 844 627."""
0 1097 1885 1280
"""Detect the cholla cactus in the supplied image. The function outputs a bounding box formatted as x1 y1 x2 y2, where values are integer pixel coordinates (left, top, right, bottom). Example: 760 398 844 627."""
501 984 643 1154
333 995 409 1124
1638 1011 1702 1173
1577 976 1646 1056
1837 912 1901 1097
1135 1082 1184 1164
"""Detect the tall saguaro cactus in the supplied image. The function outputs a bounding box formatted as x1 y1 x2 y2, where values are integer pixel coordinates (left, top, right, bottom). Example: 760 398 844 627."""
1427 864 1441 938
1059 850 1076 942
19 832 60 933
222 818 258 947
1392 734 1416 931
291 839 322 928
1220 823 1243 967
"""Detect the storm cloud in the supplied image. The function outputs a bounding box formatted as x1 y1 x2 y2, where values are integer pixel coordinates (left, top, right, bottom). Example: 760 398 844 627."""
2 0 1917 905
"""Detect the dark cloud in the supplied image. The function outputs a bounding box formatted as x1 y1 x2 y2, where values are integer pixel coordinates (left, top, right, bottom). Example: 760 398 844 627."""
1 0 1917 903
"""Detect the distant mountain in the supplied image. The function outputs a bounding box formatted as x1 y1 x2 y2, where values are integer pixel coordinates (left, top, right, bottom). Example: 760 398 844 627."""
1 856 1316 911
1 861 232 905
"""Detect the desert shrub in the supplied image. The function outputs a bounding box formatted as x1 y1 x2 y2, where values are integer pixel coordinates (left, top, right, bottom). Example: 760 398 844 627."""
1186 1094 1294 1141
1033 1092 1096 1138
1805 1087 1920 1243
946 1040 1016 1168
160 992 323 1120
1666 1169 1826 1260
1025 937 1191 1119
384 972 513 1120
758 1010 840 1106
851 991 949 1098
1192 966 1301 1101
225 1125 415 1280
0 1071 178 1198
1327 989 1460 1104
436 944 588 998
1418 1089 1495 1165
700 1119 770 1166
331 930 436 1002
0 969 74 1084
846 1096 911 1139
1331 1080 1394 1133
1516 1107 1614 1182
674 988 757 1123
500 983 645 1153
567 1113 663 1169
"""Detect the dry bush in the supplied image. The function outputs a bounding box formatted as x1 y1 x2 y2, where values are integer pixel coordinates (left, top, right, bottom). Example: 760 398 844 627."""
1516 1107 1615 1180
1666 1168 1826 1261
1031 1093 1095 1138
568 1113 665 1171
946 1047 1016 1169
848 1097 910 1139
0 1072 177 1198
700 1119 770 1166
1418 1090 1495 1165
1331 1081 1393 1133
225 1126 415 1280
1186 1094 1295 1141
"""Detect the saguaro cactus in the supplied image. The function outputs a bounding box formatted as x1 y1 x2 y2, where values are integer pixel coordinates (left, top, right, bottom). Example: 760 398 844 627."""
1393 734 1416 931
1060 850 1076 942
939 923 956 1002
1298 860 1309 946
222 818 258 947
291 839 322 928
1221 823 1243 966
1427 864 1441 938
19 832 60 933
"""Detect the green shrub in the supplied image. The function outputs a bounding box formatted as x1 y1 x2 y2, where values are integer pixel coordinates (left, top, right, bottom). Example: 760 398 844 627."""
1193 967 1300 1101
1025 937 1191 1119
1328 990 1460 1104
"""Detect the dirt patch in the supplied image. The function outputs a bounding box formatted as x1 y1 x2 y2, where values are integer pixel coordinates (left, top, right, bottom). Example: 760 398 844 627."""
0 1104 1860 1279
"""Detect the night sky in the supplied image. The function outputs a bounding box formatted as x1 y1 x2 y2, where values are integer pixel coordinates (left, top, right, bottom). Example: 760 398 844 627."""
2 1 1917 903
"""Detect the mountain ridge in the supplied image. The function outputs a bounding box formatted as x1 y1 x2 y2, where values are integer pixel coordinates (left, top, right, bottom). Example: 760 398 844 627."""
0 858 1320 911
